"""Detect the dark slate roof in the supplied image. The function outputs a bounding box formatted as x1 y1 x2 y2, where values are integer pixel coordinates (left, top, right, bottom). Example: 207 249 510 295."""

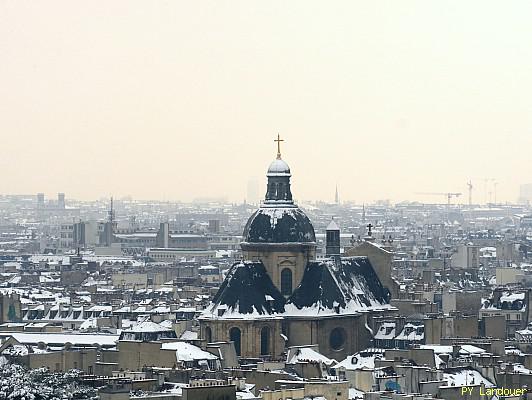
242 207 316 244
210 261 286 315
203 257 391 319
287 257 390 312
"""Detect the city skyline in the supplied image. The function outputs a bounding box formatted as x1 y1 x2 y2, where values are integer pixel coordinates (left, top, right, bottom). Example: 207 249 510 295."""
3 3 532 397
1 1 531 203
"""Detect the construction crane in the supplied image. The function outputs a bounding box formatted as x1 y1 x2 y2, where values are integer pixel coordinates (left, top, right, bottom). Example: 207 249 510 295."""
471 177 496 204
415 192 462 205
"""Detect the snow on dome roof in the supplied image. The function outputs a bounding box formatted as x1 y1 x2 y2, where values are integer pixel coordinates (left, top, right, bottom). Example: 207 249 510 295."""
242 206 316 243
267 158 290 176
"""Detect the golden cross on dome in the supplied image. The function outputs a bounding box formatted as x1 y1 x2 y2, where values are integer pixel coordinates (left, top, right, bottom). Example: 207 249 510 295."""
274 133 284 159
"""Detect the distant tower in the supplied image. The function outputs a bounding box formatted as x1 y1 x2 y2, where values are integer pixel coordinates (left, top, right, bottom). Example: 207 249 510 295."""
37 193 45 208
335 185 339 204
57 193 65 209
156 222 170 248
325 218 340 257
467 181 473 206
108 197 115 225
104 197 115 246
247 178 259 205
208 219 221 234
361 204 366 223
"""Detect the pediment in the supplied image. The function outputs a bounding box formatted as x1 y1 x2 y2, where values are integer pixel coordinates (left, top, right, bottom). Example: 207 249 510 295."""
278 257 296 266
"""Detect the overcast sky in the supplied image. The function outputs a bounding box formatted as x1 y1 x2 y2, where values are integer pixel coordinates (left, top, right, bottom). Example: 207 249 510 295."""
1 1 531 204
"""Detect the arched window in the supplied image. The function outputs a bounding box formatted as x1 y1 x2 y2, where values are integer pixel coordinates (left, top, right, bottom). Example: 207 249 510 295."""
260 327 270 356
229 327 241 356
281 268 292 296
205 326 212 343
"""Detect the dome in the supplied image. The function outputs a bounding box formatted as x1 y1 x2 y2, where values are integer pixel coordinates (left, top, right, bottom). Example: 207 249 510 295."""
243 207 316 243
267 158 291 176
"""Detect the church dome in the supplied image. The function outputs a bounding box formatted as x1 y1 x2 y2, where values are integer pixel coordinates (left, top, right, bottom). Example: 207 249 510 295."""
245 135 315 244
267 159 291 176
243 207 316 244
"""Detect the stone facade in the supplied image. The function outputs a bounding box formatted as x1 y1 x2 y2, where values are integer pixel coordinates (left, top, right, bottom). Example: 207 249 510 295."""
200 151 391 361
345 241 398 298
240 243 316 296
202 319 284 359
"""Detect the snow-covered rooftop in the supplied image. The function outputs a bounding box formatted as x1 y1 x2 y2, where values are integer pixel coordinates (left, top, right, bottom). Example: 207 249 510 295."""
161 342 218 362
286 346 336 366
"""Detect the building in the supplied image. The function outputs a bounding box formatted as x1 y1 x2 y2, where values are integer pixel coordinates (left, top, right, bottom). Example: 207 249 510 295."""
199 141 393 361
451 243 480 269
325 219 340 257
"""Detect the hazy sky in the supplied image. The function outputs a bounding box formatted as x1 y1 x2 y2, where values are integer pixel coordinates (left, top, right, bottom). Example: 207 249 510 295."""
1 1 531 204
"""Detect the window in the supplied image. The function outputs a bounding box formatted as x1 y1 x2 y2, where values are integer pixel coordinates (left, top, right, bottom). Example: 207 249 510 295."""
517 314 521 320
229 327 241 356
260 327 270 356
205 326 212 343
506 314 511 320
330 327 346 351
281 268 292 296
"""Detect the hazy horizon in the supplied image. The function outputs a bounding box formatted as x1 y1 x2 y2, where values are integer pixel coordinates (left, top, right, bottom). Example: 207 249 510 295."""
1 1 531 204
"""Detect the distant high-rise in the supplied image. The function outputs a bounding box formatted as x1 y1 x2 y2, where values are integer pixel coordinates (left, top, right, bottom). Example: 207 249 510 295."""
208 219 221 234
335 185 339 204
156 222 170 248
519 184 532 204
57 193 65 209
246 178 259 205
37 193 45 208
